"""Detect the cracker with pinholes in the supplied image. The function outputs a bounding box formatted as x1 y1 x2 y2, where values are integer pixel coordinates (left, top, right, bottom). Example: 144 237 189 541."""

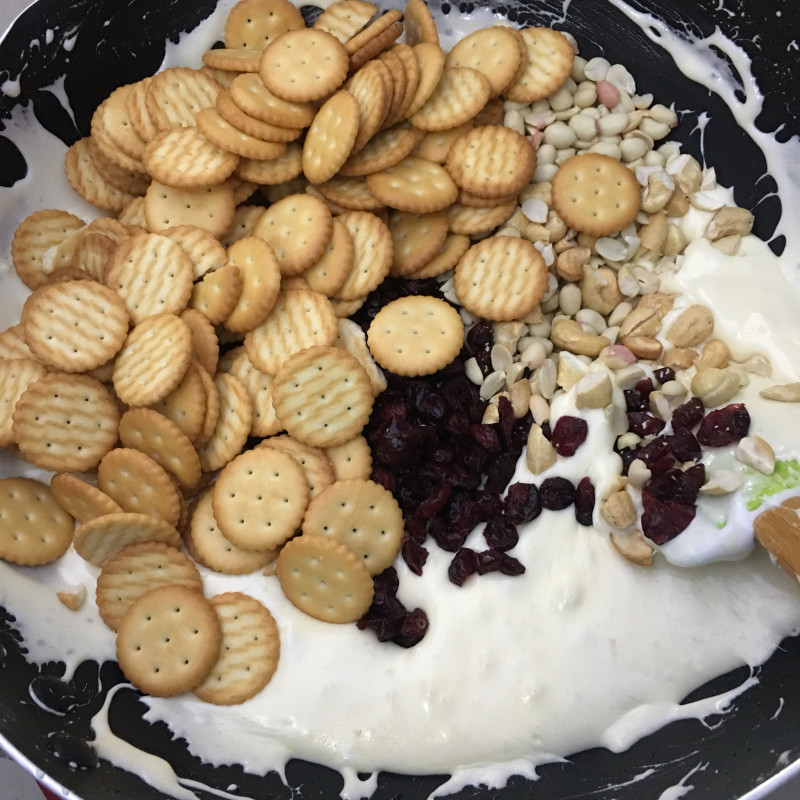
13 372 120 473
0 358 48 447
97 541 203 631
118 196 147 227
302 91 361 185
223 237 281 333
551 152 641 236
244 288 338 375
314 0 377 42
65 138 138 212
258 434 335 499
126 77 159 143
119 407 202 489
203 48 262 74
116 584 222 698
446 125 536 200
113 313 193 407
50 473 123 523
302 478 403 575
377 49 407 127
201 65 239 88
104 232 193 323
143 127 239 190
186 488 276 575
237 143 304 185
163 225 227 281
272 344 374 448
180 308 219 375
70 230 119 280
408 232 470 279
194 363 220 447
316 175 384 212
145 180 236 237
229 175 257 205
227 350 283 437
259 29 349 103
196 108 288 161
150 360 207 442
367 295 464 377
222 204 267 247
388 43 421 120
340 125 423 178
0 324 36 361
444 26 522 98
190 263 243 325
325 435 372 481
446 198 518 235
334 211 393 301
99 84 146 159
365 156 458 214
194 592 281 705
217 90 303 143
146 67 222 131
23 280 129 372
213 447 309 551
91 104 147 176
277 533 374 623
504 26 574 104
404 0 439 46
225 0 305 49
0 477 75 566
408 66 490 131
454 235 549 322
87 138 150 197
330 295 367 318
388 209 448 277
74 511 181 566
302 218 353 298
335 318 387 396
229 73 316 129
98 448 183 527
196 372 253 472
252 193 333 277
403 42 444 120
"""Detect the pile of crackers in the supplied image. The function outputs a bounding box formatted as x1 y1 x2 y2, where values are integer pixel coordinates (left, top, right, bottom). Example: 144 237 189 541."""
0 0 644 702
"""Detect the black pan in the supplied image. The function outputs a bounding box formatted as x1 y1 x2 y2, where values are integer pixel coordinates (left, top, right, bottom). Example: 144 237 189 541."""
1 0 799 798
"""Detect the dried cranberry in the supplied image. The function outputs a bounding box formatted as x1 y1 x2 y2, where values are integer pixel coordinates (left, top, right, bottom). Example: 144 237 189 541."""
483 516 519 551
395 608 429 648
644 464 705 506
654 366 675 385
637 435 673 467
497 396 517 449
671 396 705 430
371 465 396 493
404 515 427 543
428 517 468 552
441 377 485 423
449 548 479 586
671 427 702 462
446 491 484 533
510 413 534 450
444 412 471 437
696 403 750 447
503 482 542 525
465 321 493 377
641 492 697 545
550 415 589 456
484 452 519 494
470 423 502 453
574 477 595 526
624 388 649 412
477 549 525 576
635 377 656 397
455 440 490 474
648 454 676 476
477 490 505 522
539 477 576 510
417 482 452 518
405 382 446 423
370 393 409 426
627 411 666 437
371 417 436 469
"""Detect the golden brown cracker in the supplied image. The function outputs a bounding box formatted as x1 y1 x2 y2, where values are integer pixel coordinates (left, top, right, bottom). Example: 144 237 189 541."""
229 73 316 128
225 0 305 49
504 26 574 104
227 350 283 437
190 263 244 325
196 372 254 472
144 180 236 238
146 67 222 130
302 90 361 184
302 217 353 297
325 435 372 481
259 433 335 498
223 236 282 332
404 0 439 46
365 156 458 213
0 358 49 447
50 473 123 523
388 209 448 276
334 210 393 300
74 511 181 566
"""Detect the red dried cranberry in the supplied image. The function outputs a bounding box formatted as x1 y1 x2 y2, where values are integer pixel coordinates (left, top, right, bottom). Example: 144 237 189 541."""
696 403 750 447
441 376 485 423
401 538 428 575
671 427 702 462
644 464 705 506
550 415 589 456
641 492 697 544
483 516 519 551
417 482 452 518
574 477 595 526
635 377 656 397
539 477 576 510
470 423 502 453
371 418 437 469
444 412 471 437
404 515 427 543
428 517 468 552
477 490 505 522
648 454 676 476
477 549 525 576
446 491 485 532
484 452 519 494
503 482 542 525
395 608 429 648
624 388 649 412
449 548 479 586
671 396 705 430
455 440 490 474
510 413 534 450
466 321 493 377
497 396 516 449
636 435 673 467
371 465 396 493
627 411 666 436
654 366 675 385
405 381 446 422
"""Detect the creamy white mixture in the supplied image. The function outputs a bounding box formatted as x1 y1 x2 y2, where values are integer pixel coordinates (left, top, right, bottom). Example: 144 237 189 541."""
1 2 800 799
